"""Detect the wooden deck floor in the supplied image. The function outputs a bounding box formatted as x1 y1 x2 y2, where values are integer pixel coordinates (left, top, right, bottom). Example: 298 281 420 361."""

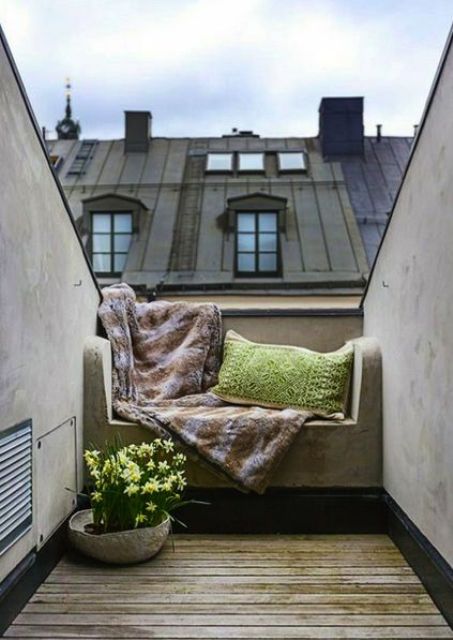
4 534 453 639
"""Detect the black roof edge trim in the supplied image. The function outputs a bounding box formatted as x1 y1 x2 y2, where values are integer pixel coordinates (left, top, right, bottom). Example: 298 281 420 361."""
360 24 453 309
151 280 365 294
0 25 101 299
221 308 363 318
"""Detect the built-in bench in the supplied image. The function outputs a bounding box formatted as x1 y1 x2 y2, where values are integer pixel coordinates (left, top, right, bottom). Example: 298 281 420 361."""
84 328 382 489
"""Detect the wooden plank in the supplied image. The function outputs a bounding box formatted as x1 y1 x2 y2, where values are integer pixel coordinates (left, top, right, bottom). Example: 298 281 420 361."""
30 593 435 606
48 567 416 577
61 549 402 558
43 572 421 584
56 558 408 569
157 534 395 542
6 534 451 640
23 603 439 615
5 624 453 638
37 581 427 594
14 612 448 626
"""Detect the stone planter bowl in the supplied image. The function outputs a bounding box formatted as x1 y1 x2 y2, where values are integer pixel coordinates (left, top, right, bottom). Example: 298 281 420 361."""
68 509 171 564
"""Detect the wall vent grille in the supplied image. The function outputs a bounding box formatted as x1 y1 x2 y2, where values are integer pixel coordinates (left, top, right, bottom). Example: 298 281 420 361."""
0 420 32 555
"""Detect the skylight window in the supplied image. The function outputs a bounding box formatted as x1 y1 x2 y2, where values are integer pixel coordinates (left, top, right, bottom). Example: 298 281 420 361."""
238 153 264 172
278 152 306 172
206 153 233 172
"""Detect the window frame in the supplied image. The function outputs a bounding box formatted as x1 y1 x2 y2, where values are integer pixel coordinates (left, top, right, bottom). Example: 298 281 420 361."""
90 210 133 276
277 151 307 173
235 210 281 277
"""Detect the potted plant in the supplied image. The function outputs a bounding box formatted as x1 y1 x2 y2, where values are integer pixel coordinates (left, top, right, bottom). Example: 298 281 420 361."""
68 439 188 564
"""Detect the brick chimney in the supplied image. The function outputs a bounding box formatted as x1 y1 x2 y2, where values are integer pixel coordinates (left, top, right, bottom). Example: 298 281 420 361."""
319 97 364 157
124 111 152 153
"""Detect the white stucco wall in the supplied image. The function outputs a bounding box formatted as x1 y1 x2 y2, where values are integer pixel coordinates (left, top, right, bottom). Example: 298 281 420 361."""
0 37 100 581
364 33 453 566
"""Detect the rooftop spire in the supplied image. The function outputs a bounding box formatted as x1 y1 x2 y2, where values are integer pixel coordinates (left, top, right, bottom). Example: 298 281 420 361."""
56 77 81 140
65 77 72 120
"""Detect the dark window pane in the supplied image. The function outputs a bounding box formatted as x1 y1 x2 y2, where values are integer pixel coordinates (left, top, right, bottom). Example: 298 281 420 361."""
259 213 277 232
237 213 255 232
114 214 132 233
238 234 255 252
237 254 255 272
114 253 127 273
259 253 277 272
92 214 111 233
92 234 110 252
92 254 111 272
259 234 277 252
114 234 132 252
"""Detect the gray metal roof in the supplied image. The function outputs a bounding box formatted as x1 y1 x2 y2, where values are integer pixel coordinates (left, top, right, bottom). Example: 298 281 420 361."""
47 134 410 292
340 136 412 263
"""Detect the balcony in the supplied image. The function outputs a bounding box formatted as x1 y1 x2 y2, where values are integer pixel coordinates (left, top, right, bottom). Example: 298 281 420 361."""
1 13 453 640
5 534 452 639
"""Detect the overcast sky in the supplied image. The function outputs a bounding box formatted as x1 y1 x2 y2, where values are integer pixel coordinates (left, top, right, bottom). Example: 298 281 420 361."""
1 0 452 139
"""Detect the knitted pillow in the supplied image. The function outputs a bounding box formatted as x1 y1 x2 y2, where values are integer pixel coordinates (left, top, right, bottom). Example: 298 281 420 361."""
211 331 353 419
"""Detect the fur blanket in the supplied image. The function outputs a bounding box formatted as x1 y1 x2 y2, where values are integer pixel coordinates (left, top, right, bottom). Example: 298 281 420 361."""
98 283 311 493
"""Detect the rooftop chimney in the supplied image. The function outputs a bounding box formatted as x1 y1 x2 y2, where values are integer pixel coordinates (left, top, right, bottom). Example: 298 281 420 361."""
319 97 364 157
376 124 382 142
124 111 152 153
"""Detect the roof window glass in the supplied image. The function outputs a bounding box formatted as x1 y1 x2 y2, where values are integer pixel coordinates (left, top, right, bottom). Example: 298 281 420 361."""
278 152 306 172
238 153 264 172
206 153 233 172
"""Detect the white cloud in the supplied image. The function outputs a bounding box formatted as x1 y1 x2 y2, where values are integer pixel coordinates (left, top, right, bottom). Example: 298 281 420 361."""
0 0 451 138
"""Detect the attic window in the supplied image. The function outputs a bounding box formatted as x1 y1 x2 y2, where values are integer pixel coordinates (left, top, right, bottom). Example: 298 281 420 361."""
236 211 280 275
91 212 132 275
238 153 264 172
206 153 233 172
278 152 306 172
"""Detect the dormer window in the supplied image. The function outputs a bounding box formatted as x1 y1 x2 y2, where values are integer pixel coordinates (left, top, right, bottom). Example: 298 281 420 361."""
277 152 306 172
236 211 279 275
238 153 264 172
83 193 148 279
91 212 132 275
206 153 233 172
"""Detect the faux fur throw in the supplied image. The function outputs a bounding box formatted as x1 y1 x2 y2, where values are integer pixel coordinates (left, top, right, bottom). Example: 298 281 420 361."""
98 283 311 493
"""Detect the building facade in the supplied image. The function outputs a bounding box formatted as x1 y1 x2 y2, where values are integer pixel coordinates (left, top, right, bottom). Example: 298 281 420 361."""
47 98 412 305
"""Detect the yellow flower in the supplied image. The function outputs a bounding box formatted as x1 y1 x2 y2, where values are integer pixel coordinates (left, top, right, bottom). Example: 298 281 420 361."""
124 483 139 496
121 461 142 483
117 451 130 465
162 439 174 453
84 450 100 470
142 479 159 494
91 491 102 503
146 460 156 472
158 461 170 473
135 513 147 526
146 502 157 512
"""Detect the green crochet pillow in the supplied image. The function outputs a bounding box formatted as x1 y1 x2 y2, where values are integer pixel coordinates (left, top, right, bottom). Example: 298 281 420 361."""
212 331 353 418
